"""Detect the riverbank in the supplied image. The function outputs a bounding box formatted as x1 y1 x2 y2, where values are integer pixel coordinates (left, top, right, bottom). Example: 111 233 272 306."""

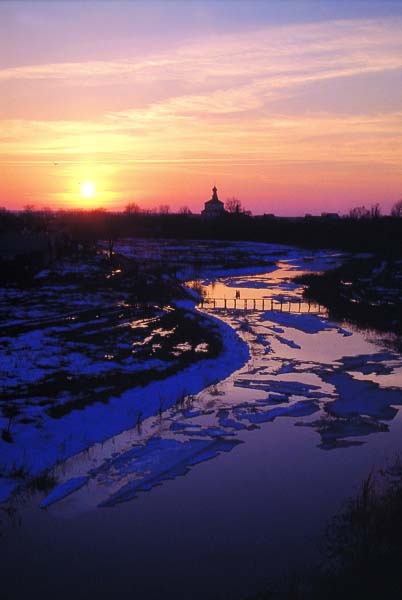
0 248 250 503
249 459 402 599
297 255 402 349
1 239 402 600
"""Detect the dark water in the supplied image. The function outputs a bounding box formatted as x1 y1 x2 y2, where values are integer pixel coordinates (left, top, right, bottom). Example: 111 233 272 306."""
3 417 398 600
2 247 402 600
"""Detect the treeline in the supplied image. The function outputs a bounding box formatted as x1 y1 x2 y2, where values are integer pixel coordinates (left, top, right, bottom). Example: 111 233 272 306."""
1 206 402 258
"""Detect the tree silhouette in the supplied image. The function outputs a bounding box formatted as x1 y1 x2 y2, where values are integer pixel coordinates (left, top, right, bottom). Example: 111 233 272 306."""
225 197 243 213
179 206 192 215
391 199 402 218
348 204 381 220
125 202 141 215
370 203 381 219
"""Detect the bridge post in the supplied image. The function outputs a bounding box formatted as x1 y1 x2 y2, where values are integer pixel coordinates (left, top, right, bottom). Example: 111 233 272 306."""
213 298 216 308
224 299 227 309
253 299 256 310
262 299 265 310
271 298 273 310
308 300 311 312
245 299 247 310
298 300 301 312
234 299 236 309
288 301 291 311
280 300 283 311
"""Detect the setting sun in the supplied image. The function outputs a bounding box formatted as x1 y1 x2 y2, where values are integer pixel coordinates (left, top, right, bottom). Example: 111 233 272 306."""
81 181 95 199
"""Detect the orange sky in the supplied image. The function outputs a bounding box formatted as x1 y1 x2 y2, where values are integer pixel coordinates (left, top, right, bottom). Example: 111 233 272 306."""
0 2 401 215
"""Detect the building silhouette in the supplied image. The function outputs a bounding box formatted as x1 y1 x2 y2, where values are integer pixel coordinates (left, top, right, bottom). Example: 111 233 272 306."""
201 186 227 218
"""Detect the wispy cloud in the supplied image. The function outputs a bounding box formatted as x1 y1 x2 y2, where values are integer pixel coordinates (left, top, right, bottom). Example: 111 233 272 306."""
0 17 400 87
0 16 401 211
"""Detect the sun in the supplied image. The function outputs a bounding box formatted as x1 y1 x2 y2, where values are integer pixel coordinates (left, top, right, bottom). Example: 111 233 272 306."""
80 181 95 198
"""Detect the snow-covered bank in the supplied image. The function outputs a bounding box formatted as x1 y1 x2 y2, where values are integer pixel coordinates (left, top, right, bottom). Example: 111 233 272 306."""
0 304 250 504
2 239 401 509
34 292 402 510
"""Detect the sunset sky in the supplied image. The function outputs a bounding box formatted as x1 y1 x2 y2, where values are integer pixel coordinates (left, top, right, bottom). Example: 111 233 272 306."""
0 1 401 215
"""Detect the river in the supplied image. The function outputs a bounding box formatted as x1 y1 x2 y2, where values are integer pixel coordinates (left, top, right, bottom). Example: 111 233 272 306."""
2 241 402 600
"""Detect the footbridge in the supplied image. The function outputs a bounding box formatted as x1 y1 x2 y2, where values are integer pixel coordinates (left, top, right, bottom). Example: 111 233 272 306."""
197 297 326 315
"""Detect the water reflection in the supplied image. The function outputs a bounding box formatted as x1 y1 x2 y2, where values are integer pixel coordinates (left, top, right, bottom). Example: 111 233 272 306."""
192 256 335 313
3 242 402 600
31 252 402 511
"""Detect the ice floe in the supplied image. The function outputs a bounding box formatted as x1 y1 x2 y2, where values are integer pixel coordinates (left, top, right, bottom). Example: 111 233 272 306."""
2 239 402 510
40 476 89 509
94 437 242 507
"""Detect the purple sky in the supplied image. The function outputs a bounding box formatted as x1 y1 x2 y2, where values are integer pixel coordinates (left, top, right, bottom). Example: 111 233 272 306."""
0 1 401 214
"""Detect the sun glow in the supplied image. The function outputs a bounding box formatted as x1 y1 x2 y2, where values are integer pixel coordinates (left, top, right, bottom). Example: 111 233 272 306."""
81 181 95 198
1 10 401 214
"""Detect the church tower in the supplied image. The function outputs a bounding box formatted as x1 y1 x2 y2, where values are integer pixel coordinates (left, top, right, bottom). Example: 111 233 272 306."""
201 186 227 218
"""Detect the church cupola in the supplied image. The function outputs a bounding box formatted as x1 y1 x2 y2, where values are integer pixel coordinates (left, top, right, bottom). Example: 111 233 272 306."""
201 185 227 218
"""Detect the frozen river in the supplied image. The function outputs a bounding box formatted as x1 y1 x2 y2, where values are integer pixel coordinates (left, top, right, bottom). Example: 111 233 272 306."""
2 242 402 600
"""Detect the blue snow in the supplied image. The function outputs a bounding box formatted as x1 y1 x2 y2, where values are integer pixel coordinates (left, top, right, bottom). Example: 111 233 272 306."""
40 476 88 509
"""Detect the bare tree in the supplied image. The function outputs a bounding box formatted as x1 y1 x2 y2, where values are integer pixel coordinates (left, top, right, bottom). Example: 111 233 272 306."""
125 202 141 215
158 204 170 215
370 203 381 218
22 204 37 230
225 197 243 214
348 204 382 219
348 205 370 219
391 198 402 217
179 206 192 215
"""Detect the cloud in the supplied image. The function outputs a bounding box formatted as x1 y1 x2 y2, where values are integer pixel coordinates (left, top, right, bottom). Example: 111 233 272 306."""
0 15 401 212
2 16 400 140
1 110 400 169
0 17 400 90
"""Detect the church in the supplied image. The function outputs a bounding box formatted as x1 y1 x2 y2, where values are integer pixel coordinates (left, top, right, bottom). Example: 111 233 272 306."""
201 186 227 218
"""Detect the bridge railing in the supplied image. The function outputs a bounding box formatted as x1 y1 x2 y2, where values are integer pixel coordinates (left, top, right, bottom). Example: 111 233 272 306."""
197 297 326 315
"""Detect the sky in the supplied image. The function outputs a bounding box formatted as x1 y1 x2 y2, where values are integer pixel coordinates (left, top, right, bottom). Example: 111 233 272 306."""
0 0 401 215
